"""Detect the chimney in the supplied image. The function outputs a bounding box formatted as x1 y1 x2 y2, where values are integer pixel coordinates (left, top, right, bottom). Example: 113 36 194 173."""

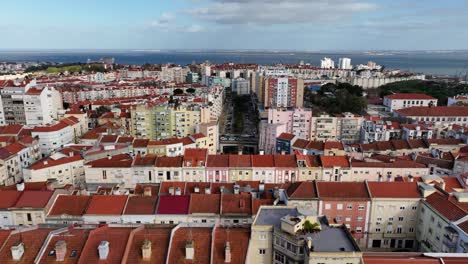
408 175 414 182
302 149 307 155
185 240 194 260
234 184 240 194
205 186 211 194
141 239 152 261
281 150 286 155
259 182 265 192
16 182 25 192
175 187 182 196
98 241 110 260
143 186 152 196
69 151 74 157
44 160 49 165
55 240 67 262
440 180 446 191
11 242 25 261
238 150 242 155
107 155 112 160
259 150 264 155
220 186 225 194
194 186 200 193
168 187 175 195
225 241 231 263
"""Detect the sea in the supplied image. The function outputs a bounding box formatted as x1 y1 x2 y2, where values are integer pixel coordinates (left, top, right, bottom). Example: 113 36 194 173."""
1 50 468 76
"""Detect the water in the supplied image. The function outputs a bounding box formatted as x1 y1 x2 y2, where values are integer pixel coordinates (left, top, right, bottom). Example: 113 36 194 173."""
1 50 468 76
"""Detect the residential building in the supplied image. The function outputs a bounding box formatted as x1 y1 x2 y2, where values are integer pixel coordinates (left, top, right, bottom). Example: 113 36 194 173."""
262 77 304 108
338 57 352 70
384 93 437 112
394 106 468 127
23 86 63 126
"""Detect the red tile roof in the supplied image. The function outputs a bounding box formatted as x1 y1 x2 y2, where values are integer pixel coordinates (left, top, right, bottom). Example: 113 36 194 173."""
396 106 468 117
0 124 23 135
78 226 132 264
3 142 26 154
168 227 212 264
252 198 274 214
316 182 370 200
100 134 118 143
123 196 157 215
159 181 187 195
86 154 133 168
251 155 275 167
319 156 350 168
133 154 157 166
228 155 252 167
157 195 190 214
132 139 149 148
116 136 134 144
48 195 91 216
277 133 295 140
367 182 421 198
425 192 467 221
156 156 183 167
85 195 128 215
32 121 69 133
221 193 252 215
0 190 22 209
212 227 250 264
122 226 172 264
287 181 317 199
189 194 221 214
14 191 54 208
292 138 309 149
183 148 208 167
324 141 344 150
274 155 297 168
207 155 229 167
39 228 90 264
184 182 211 194
29 155 83 170
0 228 51 263
384 93 436 100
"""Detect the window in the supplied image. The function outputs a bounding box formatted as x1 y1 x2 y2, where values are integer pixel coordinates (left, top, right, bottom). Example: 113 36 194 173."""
27 213 32 222
337 204 343 210
412 206 417 210
356 227 362 233
325 203 331 210
346 204 353 210
358 205 365 210
409 227 414 233
396 226 403 234
345 217 351 222
400 206 405 210
388 217 394 222
398 217 404 221
259 233 267 240
375 228 381 232
102 170 107 179
259 249 266 255
357 216 363 222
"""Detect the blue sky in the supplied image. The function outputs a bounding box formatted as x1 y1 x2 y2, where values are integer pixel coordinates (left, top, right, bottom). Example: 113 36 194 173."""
1 0 467 50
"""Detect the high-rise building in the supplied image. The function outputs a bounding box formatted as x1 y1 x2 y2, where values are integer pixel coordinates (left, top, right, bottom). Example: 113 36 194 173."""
338 57 352 70
320 57 335 69
262 77 304 108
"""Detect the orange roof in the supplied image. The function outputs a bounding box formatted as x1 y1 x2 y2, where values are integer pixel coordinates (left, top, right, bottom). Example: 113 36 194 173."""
251 155 275 167
207 155 229 167
123 226 172 264
221 193 252 215
48 195 91 216
287 181 317 199
29 155 83 170
252 198 274 214
316 182 370 200
189 194 221 214
3 142 26 154
123 196 157 215
183 148 207 167
156 156 183 167
86 154 133 168
133 154 157 166
39 228 90 264
79 226 132 264
14 191 54 208
168 227 212 264
320 155 350 168
0 228 51 263
425 192 467 221
396 106 468 117
32 121 69 133
277 133 295 140
85 195 128 215
367 182 421 198
212 227 250 264
274 155 297 168
228 154 252 167
0 190 22 208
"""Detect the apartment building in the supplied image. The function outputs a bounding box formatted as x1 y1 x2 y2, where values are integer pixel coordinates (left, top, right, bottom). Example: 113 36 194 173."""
384 93 438 112
360 117 401 143
310 113 363 143
262 77 304 108
395 106 468 127
23 86 63 126
31 119 76 157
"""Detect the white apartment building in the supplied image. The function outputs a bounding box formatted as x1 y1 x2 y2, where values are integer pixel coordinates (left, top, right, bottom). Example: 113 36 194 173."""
31 120 75 157
320 57 335 69
310 113 363 143
23 151 85 186
395 106 468 127
384 93 437 112
24 86 63 126
338 58 352 70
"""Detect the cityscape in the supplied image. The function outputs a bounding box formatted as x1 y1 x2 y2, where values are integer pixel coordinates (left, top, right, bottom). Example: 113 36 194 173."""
0 1 468 264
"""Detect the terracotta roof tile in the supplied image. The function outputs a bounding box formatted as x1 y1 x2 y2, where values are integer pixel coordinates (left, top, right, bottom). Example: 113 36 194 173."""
212 227 250 264
367 182 421 198
123 226 172 264
85 195 128 215
39 228 90 264
48 195 91 216
168 227 212 264
184 182 211 194
287 181 317 199
132 139 149 148
0 228 51 264
396 106 468 117
277 133 295 140
207 155 229 167
316 182 370 200
0 190 22 208
14 191 54 208
123 196 157 215
159 182 186 195
189 194 221 214
157 195 190 214
156 156 183 167
183 148 208 167
228 155 252 167
251 155 275 167
425 192 467 221
221 193 252 215
252 198 274 214
319 155 350 168
100 134 118 143
78 226 132 264
274 155 297 168
292 139 309 149
133 154 157 166
86 154 133 168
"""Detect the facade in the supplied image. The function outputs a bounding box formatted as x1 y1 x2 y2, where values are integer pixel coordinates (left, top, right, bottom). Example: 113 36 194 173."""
262 77 304 108
23 86 63 126
383 93 437 112
231 77 251 95
394 106 468 127
31 120 75 157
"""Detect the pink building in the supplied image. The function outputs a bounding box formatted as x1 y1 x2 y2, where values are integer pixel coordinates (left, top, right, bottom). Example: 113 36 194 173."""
206 155 229 182
259 108 312 154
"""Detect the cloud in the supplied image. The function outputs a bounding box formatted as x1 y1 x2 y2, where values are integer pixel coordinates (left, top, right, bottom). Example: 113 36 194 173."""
188 0 377 25
150 13 176 30
185 24 205 33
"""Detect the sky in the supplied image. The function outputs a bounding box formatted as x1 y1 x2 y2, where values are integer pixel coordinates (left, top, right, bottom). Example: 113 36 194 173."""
0 0 467 50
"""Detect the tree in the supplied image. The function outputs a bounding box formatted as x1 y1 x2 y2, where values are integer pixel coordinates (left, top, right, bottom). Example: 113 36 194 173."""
173 88 184 95
186 88 196 94
303 220 321 233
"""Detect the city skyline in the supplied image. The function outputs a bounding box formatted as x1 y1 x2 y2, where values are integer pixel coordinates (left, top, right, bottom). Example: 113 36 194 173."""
1 0 467 50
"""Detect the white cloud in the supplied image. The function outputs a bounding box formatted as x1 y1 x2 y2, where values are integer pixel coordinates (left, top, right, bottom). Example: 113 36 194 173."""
188 0 377 25
150 13 176 30
185 24 205 33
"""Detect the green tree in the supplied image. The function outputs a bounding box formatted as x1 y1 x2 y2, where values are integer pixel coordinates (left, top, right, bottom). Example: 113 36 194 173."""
173 88 184 95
